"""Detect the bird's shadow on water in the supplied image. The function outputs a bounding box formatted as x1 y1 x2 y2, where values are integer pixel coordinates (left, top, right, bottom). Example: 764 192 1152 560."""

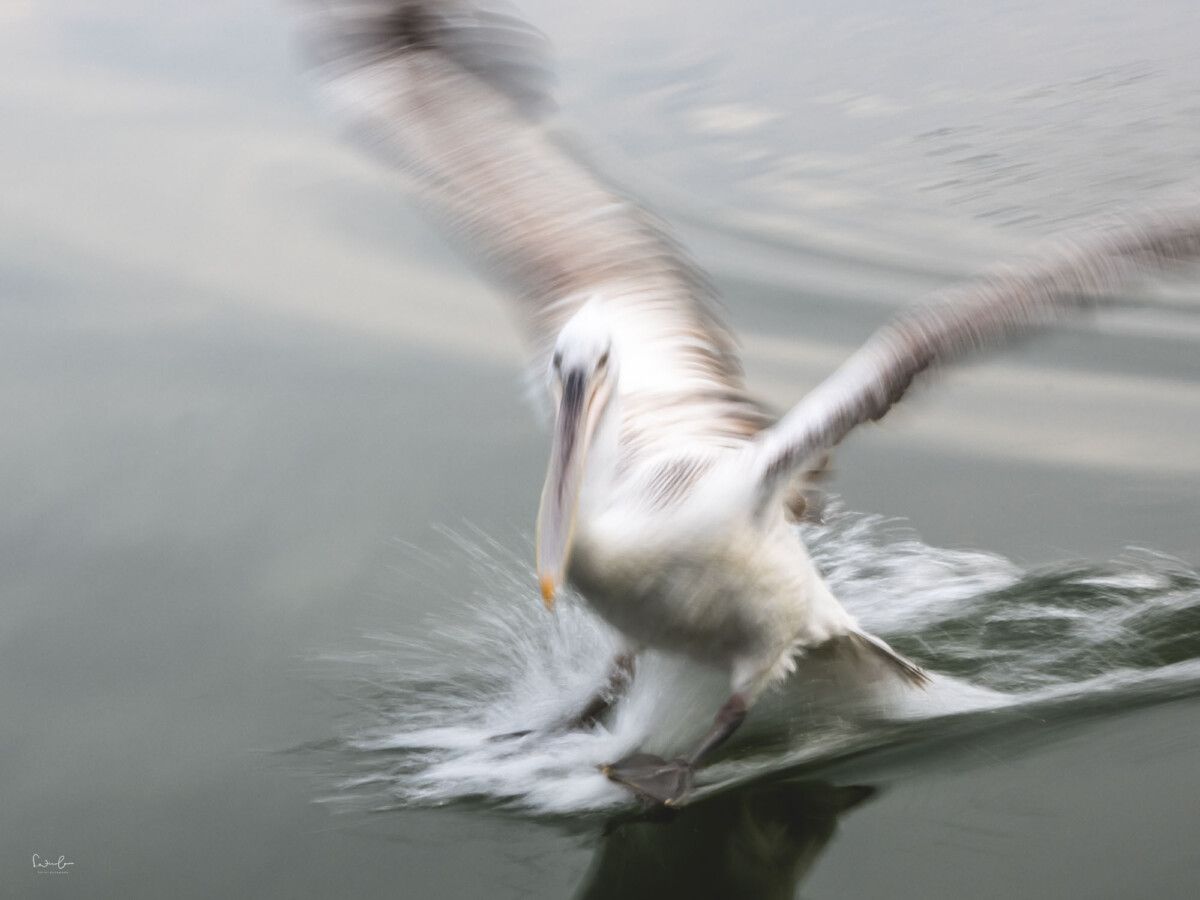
574 777 877 900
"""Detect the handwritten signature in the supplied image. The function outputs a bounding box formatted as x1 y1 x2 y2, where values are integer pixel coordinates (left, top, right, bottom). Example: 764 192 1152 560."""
32 853 74 873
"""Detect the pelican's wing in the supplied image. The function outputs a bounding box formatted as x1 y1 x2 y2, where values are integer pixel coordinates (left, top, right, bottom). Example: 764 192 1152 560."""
303 0 766 448
748 204 1200 512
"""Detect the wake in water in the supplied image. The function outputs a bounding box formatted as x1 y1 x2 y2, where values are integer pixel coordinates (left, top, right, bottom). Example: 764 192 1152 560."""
314 506 1200 815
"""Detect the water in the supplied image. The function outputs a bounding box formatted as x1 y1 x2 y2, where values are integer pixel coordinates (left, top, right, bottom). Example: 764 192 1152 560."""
5 1 1200 898
315 512 1200 814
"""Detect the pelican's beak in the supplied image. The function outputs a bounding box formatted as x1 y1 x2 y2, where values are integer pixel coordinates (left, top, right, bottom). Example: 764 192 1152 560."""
536 368 606 611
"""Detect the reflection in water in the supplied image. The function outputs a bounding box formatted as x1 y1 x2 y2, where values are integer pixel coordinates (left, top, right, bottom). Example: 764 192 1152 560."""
576 778 875 900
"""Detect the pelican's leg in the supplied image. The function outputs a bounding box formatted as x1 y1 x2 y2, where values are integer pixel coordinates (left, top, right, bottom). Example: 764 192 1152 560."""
685 692 749 765
488 651 636 743
602 692 748 806
604 659 775 805
567 651 636 730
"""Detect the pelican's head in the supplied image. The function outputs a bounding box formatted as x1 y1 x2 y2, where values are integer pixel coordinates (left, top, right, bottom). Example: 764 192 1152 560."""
536 306 618 610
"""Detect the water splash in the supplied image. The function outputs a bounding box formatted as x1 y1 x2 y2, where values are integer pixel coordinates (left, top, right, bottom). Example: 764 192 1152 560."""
313 509 1200 815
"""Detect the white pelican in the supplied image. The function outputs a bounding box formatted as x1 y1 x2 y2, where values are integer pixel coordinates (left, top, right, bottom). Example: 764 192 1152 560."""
305 0 1200 804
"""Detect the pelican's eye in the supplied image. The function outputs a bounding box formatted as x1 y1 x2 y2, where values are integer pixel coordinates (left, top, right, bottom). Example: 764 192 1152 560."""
552 351 563 372
596 349 610 370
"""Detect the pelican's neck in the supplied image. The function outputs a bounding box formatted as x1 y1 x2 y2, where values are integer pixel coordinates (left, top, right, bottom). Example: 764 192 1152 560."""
578 388 621 518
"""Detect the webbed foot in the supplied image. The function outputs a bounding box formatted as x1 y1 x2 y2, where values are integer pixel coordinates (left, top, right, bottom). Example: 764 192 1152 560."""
601 753 694 806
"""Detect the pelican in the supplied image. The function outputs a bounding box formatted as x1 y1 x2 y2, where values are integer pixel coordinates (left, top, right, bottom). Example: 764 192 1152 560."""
305 0 1200 804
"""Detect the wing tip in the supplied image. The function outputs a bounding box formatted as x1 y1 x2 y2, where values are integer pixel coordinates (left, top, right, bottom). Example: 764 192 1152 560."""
301 0 557 120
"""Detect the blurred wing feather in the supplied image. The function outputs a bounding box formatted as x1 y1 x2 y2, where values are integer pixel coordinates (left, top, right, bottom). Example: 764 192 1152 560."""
303 0 764 456
750 203 1200 509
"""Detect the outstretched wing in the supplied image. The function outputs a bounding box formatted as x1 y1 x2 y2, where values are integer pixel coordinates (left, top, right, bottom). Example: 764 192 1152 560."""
303 0 771 455
748 203 1200 511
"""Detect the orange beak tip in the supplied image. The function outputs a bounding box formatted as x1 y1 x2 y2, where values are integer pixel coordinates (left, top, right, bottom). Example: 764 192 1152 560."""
539 575 557 611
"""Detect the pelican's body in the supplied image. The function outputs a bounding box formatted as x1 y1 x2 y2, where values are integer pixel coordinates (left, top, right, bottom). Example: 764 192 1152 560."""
305 0 1200 804
564 428 848 681
529 295 925 709
571 513 849 683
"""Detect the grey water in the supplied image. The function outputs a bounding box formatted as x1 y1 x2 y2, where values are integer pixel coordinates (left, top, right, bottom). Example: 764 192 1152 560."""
4 1 1200 898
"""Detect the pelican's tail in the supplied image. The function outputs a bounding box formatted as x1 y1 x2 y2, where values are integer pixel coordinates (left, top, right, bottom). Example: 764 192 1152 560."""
847 629 931 688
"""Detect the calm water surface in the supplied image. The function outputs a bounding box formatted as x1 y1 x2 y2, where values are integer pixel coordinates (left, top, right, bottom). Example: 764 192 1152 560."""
4 1 1200 897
